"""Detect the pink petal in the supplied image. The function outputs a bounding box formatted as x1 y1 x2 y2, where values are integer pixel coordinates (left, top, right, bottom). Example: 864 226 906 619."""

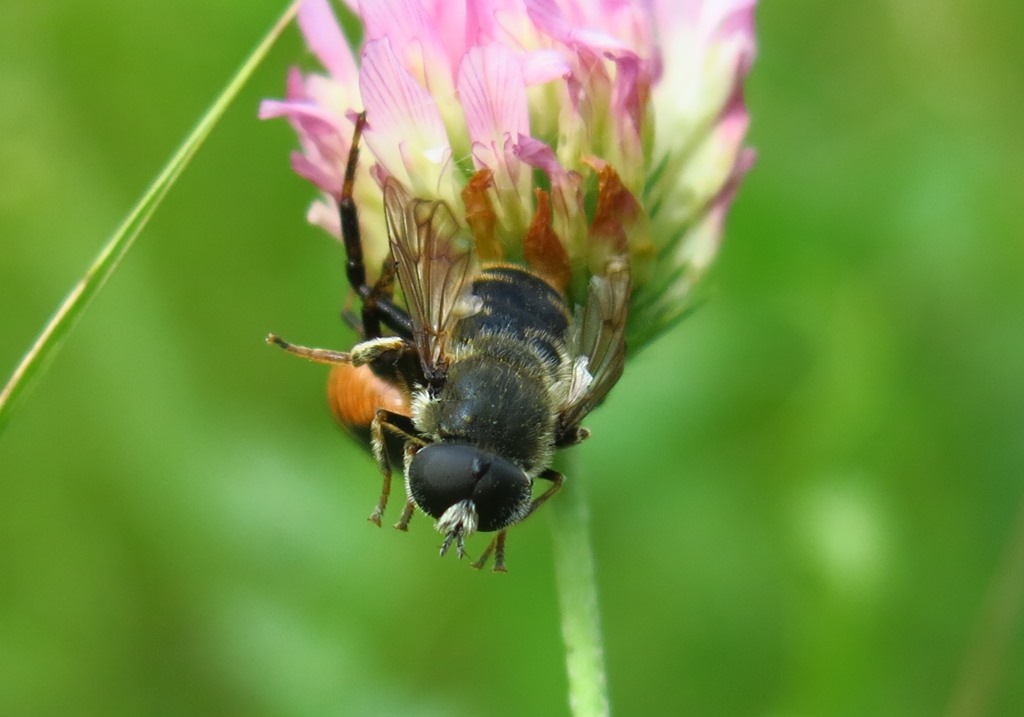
259 99 335 129
516 134 578 211
291 152 342 195
276 104 349 194
259 68 345 130
524 0 573 40
298 0 358 82
526 0 654 58
515 134 585 246
259 100 343 157
520 49 571 85
466 2 571 83
716 0 758 46
285 65 305 102
650 0 756 170
357 0 456 96
359 38 451 190
307 197 342 240
651 0 756 61
459 43 533 207
459 43 529 157
610 54 645 134
421 0 468 71
718 76 752 156
469 0 536 48
466 0 503 46
257 98 290 121
707 147 756 244
684 145 756 272
514 134 565 178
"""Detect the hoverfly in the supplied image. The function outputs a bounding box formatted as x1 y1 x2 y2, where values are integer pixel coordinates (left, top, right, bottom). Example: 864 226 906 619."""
269 113 630 571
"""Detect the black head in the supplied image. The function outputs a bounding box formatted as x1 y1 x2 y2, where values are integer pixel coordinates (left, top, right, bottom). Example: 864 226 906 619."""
408 443 532 550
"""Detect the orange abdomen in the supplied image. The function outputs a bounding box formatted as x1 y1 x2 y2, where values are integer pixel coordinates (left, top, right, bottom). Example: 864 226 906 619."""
327 363 411 446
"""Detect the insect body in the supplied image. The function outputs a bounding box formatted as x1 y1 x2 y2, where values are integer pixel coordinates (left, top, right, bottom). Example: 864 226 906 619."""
406 264 573 561
269 113 630 571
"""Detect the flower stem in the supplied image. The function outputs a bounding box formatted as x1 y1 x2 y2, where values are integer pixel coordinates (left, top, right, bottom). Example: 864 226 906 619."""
945 491 1024 717
549 451 610 717
0 1 300 435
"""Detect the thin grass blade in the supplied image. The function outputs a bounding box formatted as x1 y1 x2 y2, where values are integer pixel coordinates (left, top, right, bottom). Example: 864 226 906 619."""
0 2 299 434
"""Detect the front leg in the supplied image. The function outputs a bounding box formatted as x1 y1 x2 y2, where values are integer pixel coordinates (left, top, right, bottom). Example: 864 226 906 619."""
394 441 420 532
339 112 412 340
471 469 564 572
265 334 352 365
524 468 565 519
471 530 509 572
368 408 425 526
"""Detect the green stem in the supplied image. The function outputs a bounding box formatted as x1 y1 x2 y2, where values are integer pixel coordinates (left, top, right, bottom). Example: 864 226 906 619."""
945 493 1024 717
549 451 610 717
0 1 300 435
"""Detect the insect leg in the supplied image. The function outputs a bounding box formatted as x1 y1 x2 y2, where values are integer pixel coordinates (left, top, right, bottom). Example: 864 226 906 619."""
265 334 352 365
471 530 508 573
342 256 406 339
340 112 412 340
469 470 564 572
525 468 565 519
368 408 425 526
394 442 419 532
348 335 425 391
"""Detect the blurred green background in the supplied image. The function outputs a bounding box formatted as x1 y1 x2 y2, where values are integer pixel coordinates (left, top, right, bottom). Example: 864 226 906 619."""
3 1 1023 714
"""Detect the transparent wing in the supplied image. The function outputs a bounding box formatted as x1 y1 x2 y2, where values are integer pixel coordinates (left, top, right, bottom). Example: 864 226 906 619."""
383 178 481 384
558 258 631 436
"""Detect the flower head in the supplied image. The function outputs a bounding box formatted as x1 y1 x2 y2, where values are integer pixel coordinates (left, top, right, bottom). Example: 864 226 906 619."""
260 0 756 348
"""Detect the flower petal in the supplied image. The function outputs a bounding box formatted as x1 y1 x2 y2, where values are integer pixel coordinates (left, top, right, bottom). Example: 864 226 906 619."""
520 49 571 85
459 42 534 242
516 135 586 253
459 43 529 167
421 0 469 72
260 67 350 197
688 148 754 271
292 152 342 195
359 38 454 201
469 0 540 49
358 0 456 97
526 0 655 59
263 0 759 350
298 0 358 83
651 0 756 148
514 134 564 177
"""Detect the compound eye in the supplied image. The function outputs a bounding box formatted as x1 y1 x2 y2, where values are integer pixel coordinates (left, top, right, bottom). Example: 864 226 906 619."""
408 444 531 531
408 443 488 519
471 453 532 531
